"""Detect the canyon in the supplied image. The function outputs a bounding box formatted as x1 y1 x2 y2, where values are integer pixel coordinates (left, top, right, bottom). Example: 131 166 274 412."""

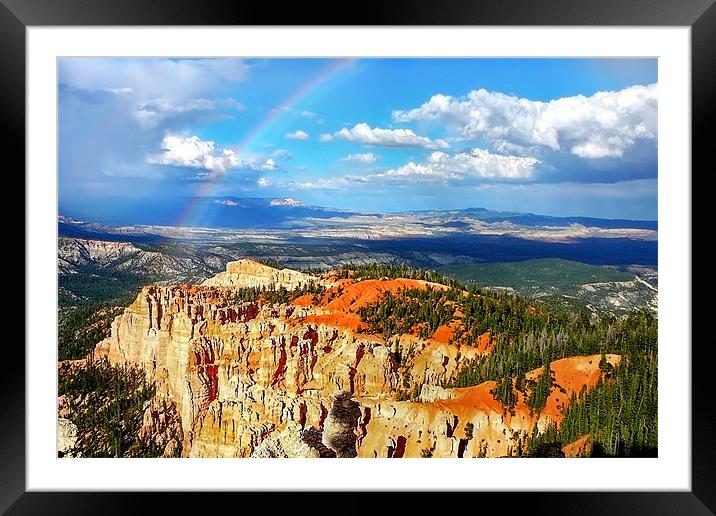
84 259 616 458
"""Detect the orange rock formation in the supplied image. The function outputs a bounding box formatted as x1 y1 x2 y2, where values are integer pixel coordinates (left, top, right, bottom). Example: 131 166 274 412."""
90 260 616 458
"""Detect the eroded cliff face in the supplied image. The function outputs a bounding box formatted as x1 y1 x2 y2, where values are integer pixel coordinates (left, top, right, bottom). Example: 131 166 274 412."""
354 353 620 458
202 259 319 290
94 259 617 458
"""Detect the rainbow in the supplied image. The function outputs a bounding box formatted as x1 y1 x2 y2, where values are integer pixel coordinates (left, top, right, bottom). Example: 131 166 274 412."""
179 58 357 228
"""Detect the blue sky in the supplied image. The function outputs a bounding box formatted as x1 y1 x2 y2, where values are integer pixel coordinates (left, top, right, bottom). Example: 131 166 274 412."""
59 58 658 220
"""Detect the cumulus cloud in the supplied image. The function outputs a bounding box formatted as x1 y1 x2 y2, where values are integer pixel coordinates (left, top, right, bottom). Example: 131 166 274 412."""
319 133 334 142
285 130 310 140
258 178 270 187
378 149 539 182
147 134 277 176
334 123 449 149
287 148 538 191
392 84 657 159
300 111 316 118
147 134 239 174
340 152 380 164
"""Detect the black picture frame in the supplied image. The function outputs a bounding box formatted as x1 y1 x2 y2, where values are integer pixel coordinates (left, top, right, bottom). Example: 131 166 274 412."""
4 0 710 513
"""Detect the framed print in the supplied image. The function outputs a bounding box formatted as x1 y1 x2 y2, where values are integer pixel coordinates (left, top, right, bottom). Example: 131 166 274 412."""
5 0 712 513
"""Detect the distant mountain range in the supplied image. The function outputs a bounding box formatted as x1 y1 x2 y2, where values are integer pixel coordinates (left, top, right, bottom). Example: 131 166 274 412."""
60 196 656 231
410 207 657 230
60 197 360 229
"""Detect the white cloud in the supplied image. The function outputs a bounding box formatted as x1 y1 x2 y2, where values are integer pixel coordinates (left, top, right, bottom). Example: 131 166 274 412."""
258 178 270 187
271 149 292 161
60 58 249 104
392 84 657 159
106 87 133 95
147 134 278 176
377 149 539 182
60 59 251 130
319 133 334 142
60 59 252 133
340 152 380 165
261 159 278 171
334 123 449 149
147 134 238 174
287 175 370 191
133 97 234 130
285 130 310 140
300 111 316 118
286 148 538 191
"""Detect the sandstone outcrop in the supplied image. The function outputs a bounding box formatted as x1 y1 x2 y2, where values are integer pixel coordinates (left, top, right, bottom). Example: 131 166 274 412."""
91 262 618 458
57 418 79 457
563 434 592 457
354 354 619 458
251 421 321 458
202 259 318 290
138 398 184 458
